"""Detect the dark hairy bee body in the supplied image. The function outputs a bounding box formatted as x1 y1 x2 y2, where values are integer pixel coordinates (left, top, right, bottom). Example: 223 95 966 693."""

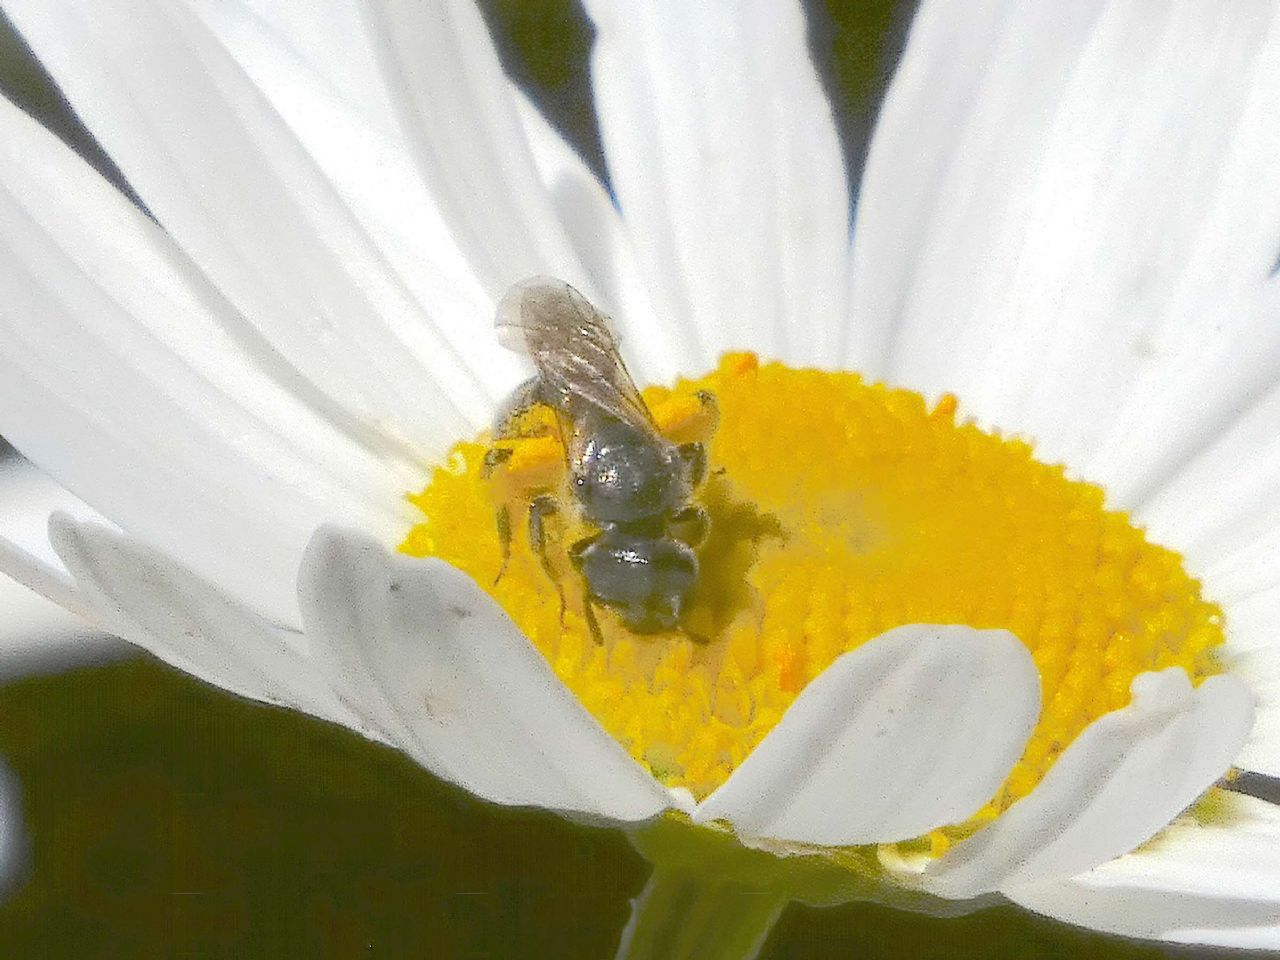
486 277 713 639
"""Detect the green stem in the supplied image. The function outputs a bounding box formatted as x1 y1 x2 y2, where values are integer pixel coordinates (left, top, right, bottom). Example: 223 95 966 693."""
613 866 789 960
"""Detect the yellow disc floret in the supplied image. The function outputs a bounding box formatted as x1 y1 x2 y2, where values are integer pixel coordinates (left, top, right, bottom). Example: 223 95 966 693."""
401 354 1223 832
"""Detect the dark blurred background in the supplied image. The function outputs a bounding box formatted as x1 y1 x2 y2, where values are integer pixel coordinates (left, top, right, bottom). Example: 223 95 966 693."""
0 2 1265 957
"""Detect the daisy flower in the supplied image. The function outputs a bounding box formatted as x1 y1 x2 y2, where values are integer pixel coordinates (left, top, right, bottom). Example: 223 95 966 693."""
0 0 1277 956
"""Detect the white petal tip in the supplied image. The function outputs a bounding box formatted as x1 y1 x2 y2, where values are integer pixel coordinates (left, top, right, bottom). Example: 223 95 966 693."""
667 786 697 815
925 667 1255 898
694 623 1040 846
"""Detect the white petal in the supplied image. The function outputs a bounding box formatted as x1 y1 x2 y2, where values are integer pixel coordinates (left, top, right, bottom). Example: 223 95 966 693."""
1006 791 1280 949
583 0 850 370
693 625 1039 846
183 0 406 141
0 455 99 606
0 458 99 572
1130 353 1280 778
0 559 106 681
861 4 1280 781
191 2 668 388
363 1 596 301
0 528 91 634
181 0 524 402
923 669 1254 898
0 459 117 674
3 0 491 450
847 0 1111 376
49 517 358 730
297 526 671 822
1232 647 1280 776
859 0 1280 498
1135 339 1280 632
0 93 413 625
0 565 89 662
511 93 675 384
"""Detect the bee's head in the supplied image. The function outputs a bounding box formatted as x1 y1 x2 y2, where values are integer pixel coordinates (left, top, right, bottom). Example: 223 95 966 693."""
575 534 698 634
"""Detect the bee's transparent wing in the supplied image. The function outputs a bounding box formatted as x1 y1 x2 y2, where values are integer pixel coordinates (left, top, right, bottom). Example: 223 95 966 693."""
496 277 657 432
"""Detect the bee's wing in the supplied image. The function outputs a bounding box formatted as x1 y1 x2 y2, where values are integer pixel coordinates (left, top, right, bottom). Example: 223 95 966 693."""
495 277 657 434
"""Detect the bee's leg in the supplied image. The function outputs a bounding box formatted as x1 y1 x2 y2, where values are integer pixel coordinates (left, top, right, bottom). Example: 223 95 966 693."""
692 389 719 444
654 388 718 446
480 445 513 479
493 376 546 438
677 441 708 488
568 533 605 645
528 494 567 624
581 596 605 646
483 446 517 585
669 504 710 549
493 504 513 585
684 625 711 645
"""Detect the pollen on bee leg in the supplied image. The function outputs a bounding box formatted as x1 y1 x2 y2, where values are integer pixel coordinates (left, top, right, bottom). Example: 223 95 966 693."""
401 352 1225 839
481 435 563 501
651 387 720 445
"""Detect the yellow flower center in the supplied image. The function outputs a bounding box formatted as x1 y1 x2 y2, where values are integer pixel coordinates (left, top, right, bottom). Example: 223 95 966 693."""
401 354 1223 836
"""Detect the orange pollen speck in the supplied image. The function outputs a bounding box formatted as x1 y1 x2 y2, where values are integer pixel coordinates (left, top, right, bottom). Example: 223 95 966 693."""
400 354 1225 830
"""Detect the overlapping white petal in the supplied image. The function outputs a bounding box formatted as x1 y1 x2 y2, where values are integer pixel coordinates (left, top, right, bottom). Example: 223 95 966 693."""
582 0 849 370
363 0 589 298
299 526 672 821
0 459 108 672
182 0 407 141
858 0 1280 786
847 0 1112 374
1006 791 1280 949
0 91 412 625
0 562 89 672
46 516 670 821
3 0 489 456
694 625 1039 846
22 509 1065 848
922 669 1254 898
1231 647 1280 777
0 459 98 574
182 0 518 401
50 516 356 727
860 0 1280 510
362 0 671 383
511 93 672 383
1130 286 1280 776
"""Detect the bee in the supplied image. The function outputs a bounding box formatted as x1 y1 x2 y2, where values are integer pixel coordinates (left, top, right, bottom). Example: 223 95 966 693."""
482 277 716 642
